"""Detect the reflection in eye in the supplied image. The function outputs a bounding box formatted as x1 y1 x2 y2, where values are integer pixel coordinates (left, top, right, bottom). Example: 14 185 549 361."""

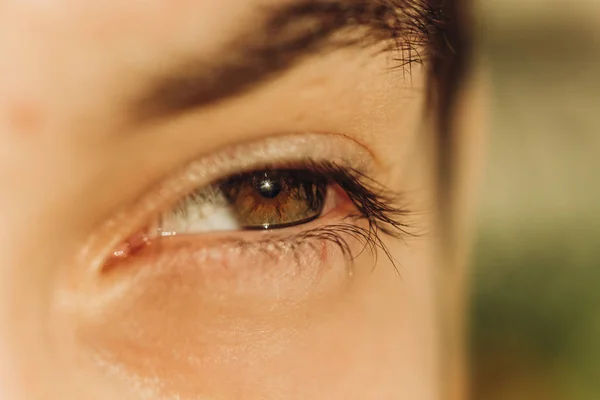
159 169 328 235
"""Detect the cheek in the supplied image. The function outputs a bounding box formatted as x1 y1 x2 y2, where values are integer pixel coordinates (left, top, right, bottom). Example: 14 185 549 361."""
59 245 349 398
58 245 435 400
73 272 355 397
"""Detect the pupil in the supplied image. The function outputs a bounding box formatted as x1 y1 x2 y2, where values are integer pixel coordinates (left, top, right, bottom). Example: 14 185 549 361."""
257 178 282 199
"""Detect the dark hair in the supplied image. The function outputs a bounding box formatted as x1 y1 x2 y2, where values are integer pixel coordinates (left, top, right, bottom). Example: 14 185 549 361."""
426 1 472 396
428 0 472 234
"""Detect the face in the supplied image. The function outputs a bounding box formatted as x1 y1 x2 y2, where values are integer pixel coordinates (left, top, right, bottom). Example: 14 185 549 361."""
0 1 471 399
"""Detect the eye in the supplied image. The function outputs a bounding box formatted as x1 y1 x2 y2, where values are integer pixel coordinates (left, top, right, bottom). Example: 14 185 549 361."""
148 168 332 242
149 169 331 239
106 161 410 267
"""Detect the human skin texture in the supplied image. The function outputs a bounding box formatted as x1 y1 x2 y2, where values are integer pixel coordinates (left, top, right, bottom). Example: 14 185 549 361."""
0 0 480 399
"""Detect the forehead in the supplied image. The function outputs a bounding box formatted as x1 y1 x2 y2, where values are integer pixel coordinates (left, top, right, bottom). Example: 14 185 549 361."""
5 0 273 59
9 0 262 31
0 0 291 122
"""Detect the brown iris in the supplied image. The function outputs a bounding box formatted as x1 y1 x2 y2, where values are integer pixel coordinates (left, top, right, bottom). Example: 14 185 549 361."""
220 170 327 229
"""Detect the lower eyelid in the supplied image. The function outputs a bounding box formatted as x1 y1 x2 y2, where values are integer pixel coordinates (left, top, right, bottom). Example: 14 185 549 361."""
99 198 365 300
100 228 359 304
107 197 351 272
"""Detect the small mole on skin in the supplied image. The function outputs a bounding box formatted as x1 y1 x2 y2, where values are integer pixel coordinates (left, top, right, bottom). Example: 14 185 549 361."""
6 100 44 136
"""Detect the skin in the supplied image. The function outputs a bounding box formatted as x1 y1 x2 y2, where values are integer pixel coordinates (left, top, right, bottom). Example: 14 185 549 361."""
0 0 481 399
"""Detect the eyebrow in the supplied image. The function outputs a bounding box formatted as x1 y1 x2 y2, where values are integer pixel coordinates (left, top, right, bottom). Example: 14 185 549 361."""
133 0 439 121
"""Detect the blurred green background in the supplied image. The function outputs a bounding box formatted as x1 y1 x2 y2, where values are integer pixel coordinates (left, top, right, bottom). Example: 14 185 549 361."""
470 2 600 399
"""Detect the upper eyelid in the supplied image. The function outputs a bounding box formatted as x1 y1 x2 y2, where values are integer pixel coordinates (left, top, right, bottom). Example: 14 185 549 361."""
159 133 375 204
